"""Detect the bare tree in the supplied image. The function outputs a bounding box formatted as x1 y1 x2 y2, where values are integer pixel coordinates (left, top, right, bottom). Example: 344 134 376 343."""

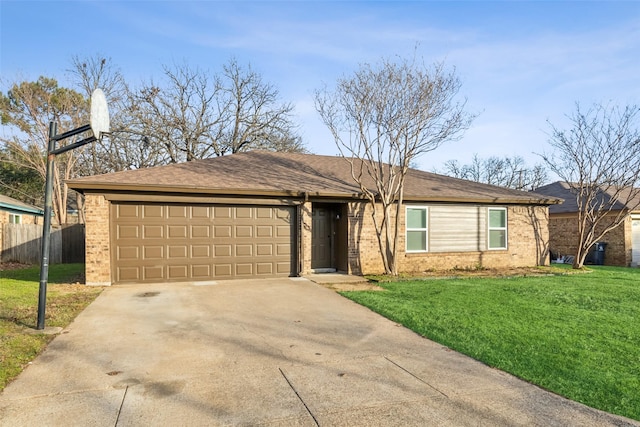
0 77 87 224
440 154 548 190
68 55 164 175
129 59 304 164
315 57 474 275
214 59 304 154
540 103 640 269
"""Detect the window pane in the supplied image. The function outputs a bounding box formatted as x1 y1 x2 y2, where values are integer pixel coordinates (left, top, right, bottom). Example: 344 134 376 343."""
407 230 426 251
489 230 506 249
489 209 506 228
407 208 426 228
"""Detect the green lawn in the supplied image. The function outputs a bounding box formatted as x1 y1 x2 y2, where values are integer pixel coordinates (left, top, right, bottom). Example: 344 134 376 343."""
0 264 101 391
342 266 640 421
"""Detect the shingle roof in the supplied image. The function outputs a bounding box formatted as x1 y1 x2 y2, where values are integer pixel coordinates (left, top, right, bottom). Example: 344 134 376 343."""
533 181 640 213
0 194 43 215
67 151 560 205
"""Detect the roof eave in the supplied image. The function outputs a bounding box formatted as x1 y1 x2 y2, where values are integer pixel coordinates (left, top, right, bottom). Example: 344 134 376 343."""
402 195 563 205
0 202 44 216
66 181 364 200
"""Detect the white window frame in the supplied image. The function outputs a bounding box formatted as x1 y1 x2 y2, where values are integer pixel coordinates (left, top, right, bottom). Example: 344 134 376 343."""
406 206 428 253
487 207 507 250
9 213 22 224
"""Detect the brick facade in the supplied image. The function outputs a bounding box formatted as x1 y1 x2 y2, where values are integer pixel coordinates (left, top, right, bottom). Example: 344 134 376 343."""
84 194 111 285
84 196 550 284
341 203 549 275
548 212 632 266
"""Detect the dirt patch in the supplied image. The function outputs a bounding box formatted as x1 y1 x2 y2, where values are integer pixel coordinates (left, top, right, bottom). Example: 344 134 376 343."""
323 266 582 292
369 266 580 283
0 262 34 271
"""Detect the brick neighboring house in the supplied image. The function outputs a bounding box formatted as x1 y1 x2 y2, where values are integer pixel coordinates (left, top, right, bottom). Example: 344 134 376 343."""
67 151 560 285
0 194 44 257
534 181 640 267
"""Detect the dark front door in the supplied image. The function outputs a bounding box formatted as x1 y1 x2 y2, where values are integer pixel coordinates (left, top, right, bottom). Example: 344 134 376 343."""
311 207 333 269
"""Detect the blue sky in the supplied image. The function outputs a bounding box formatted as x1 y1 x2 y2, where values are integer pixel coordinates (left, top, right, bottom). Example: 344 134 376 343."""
2 1 639 171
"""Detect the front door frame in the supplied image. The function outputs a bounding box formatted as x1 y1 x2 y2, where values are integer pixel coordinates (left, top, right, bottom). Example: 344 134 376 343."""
310 202 348 272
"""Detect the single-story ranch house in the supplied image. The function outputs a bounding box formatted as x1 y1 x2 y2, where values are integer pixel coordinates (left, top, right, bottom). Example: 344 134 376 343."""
67 151 561 285
534 181 640 267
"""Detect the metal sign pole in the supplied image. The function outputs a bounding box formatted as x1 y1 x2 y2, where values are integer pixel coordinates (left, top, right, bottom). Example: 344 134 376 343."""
37 122 57 330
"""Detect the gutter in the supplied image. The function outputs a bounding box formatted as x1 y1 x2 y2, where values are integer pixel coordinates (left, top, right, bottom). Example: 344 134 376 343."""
0 201 44 216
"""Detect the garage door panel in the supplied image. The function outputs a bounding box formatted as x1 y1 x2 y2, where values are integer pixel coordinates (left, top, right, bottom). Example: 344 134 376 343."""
118 266 140 281
143 225 163 239
192 264 211 277
215 264 232 277
168 245 187 258
191 206 211 218
256 226 273 238
256 244 273 256
276 225 291 237
143 266 164 280
257 207 272 218
169 206 187 218
168 265 188 279
112 203 294 284
214 226 231 238
168 225 187 238
236 207 252 218
214 207 231 218
144 246 163 259
118 225 139 239
235 244 252 256
117 204 139 218
214 244 232 257
191 225 210 238
118 246 139 260
257 263 273 275
236 225 253 238
192 245 211 258
143 205 163 218
236 264 253 275
276 262 291 274
277 244 291 256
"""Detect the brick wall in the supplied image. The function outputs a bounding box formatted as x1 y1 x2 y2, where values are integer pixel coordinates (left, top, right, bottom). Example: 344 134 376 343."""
348 203 550 275
84 194 112 285
300 201 313 274
549 212 631 266
83 196 552 282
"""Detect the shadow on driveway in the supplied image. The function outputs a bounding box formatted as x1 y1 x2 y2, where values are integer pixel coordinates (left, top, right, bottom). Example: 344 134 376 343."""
1 278 637 426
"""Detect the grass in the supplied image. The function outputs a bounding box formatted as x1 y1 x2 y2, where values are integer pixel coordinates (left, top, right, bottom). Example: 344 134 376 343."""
342 265 640 421
0 264 101 391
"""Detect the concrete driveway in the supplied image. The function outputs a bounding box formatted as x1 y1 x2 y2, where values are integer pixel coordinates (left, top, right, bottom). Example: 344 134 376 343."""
0 277 637 426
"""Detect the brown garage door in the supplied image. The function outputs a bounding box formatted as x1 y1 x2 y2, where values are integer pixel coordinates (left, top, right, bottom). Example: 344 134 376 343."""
111 203 295 284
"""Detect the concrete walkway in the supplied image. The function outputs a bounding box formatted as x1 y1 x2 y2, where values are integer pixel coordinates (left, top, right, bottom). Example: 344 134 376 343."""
0 278 637 426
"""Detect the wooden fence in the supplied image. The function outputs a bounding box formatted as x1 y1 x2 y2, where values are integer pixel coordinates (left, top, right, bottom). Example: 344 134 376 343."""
1 223 85 264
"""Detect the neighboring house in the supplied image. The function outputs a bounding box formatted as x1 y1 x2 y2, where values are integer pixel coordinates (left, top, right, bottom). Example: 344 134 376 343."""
534 181 640 267
67 151 560 285
0 194 44 257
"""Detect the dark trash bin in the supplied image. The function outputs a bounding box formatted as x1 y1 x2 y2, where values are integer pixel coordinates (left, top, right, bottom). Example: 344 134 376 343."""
594 242 607 265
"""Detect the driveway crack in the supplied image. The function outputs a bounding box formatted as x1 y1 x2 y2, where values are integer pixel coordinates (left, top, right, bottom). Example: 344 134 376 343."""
279 368 320 427
384 356 449 398
114 385 129 426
